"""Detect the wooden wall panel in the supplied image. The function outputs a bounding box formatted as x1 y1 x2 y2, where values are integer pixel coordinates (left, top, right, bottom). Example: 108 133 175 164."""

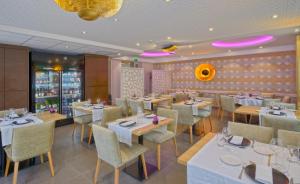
84 55 109 103
0 48 4 110
4 91 28 109
0 92 4 110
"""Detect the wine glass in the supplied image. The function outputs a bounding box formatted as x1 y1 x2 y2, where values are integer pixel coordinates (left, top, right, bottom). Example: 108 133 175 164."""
22 108 28 116
222 127 231 142
87 98 91 104
270 138 284 169
96 98 101 104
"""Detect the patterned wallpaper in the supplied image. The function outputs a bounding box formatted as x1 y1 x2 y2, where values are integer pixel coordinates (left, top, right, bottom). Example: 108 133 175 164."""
152 70 172 94
120 67 144 98
154 51 296 94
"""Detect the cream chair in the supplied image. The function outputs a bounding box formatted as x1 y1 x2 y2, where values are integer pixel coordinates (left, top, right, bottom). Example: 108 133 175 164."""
71 101 93 142
87 107 123 144
278 129 300 146
172 103 203 144
262 98 281 107
261 115 300 137
158 95 173 109
144 108 178 170
92 125 148 184
228 121 273 143
115 98 129 117
175 93 189 103
273 102 296 110
127 99 144 115
196 103 213 132
220 95 236 121
4 122 55 184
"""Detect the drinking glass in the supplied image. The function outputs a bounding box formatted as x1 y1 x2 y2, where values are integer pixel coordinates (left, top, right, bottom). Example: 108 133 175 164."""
22 108 28 115
270 138 284 169
96 98 101 104
87 98 91 104
222 127 231 141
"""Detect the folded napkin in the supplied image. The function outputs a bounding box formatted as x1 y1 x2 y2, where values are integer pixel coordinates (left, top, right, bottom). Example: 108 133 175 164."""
9 113 19 118
15 119 28 125
229 136 243 145
119 120 136 127
273 110 280 115
144 101 152 110
255 165 273 184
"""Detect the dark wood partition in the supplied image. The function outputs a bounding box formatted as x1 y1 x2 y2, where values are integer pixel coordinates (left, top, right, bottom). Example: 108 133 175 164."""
84 54 109 103
0 44 29 110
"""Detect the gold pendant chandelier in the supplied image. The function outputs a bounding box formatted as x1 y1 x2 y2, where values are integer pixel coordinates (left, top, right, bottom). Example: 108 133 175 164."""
54 0 123 21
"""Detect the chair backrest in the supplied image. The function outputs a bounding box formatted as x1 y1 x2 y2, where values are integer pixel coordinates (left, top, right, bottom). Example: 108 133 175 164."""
160 95 173 106
11 122 55 162
220 95 236 113
175 93 189 103
228 121 273 143
92 125 122 168
172 103 194 126
127 99 144 115
273 102 296 110
101 107 123 127
157 108 178 134
261 93 274 99
261 115 300 137
71 101 89 116
282 96 291 103
278 129 300 146
115 98 129 116
262 98 281 107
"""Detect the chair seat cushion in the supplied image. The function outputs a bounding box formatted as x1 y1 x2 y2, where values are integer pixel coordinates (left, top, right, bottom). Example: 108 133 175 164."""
144 130 175 144
193 117 202 124
74 114 92 124
120 143 147 165
197 110 211 118
4 146 12 159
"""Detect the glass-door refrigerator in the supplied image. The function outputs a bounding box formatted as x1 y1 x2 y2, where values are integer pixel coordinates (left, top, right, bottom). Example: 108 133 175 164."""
30 52 84 118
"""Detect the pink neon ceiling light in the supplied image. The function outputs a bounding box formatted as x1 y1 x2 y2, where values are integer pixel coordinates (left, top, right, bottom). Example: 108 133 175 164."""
212 35 274 48
141 51 175 57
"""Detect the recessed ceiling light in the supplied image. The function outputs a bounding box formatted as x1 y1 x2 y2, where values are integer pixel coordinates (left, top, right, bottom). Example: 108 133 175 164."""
167 36 172 40
117 53 121 56
82 31 87 34
228 50 232 52
295 28 300 33
259 46 263 49
64 56 68 60
65 45 69 48
209 27 214 32
165 0 171 2
136 42 140 46
272 14 278 19
188 45 193 48
152 43 157 48
114 18 118 22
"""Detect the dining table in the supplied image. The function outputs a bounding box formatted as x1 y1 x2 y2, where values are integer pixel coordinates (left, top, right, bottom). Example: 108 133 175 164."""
131 96 171 111
178 133 300 184
0 111 66 177
108 115 172 181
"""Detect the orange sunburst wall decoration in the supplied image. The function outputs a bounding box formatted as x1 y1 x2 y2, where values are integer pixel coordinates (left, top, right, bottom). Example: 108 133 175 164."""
194 64 216 81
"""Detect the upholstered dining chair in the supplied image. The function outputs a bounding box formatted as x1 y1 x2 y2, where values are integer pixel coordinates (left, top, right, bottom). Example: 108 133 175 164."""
144 108 178 170
172 103 203 144
92 125 148 184
220 95 236 121
195 103 213 133
278 129 300 146
115 98 129 117
262 98 281 107
228 121 273 143
87 107 123 144
71 101 93 143
175 93 189 103
157 95 173 109
261 115 300 137
272 102 296 110
127 99 144 115
4 122 55 184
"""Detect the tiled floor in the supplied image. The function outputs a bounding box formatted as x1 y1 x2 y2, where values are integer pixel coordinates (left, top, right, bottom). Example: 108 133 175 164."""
0 110 236 184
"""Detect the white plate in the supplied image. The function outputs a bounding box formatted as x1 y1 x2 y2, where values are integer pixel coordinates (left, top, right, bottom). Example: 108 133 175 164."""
220 155 241 166
253 146 274 156
145 114 156 118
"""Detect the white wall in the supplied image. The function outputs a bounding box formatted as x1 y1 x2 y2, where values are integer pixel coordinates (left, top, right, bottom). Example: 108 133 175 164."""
110 59 122 104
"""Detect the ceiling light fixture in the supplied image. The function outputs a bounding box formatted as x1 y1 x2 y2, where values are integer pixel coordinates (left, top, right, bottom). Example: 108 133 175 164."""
259 46 263 49
167 36 172 40
295 28 300 33
82 31 87 34
141 51 175 57
165 0 171 2
188 45 193 48
209 27 214 32
272 14 278 19
136 42 141 46
54 0 123 21
212 35 273 48
114 18 118 22
117 53 121 56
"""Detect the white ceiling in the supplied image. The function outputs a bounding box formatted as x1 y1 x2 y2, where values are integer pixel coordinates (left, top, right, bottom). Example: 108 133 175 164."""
0 0 299 62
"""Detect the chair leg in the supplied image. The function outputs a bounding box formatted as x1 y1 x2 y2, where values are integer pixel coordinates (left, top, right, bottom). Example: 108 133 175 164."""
249 115 252 124
12 162 19 184
72 122 76 136
93 159 101 184
80 124 85 143
220 110 224 121
173 137 178 156
4 157 10 177
244 115 248 124
189 125 193 144
88 127 93 145
232 112 235 122
199 120 203 136
208 116 213 132
40 154 44 163
217 108 221 119
114 168 120 184
156 144 161 170
141 153 148 179
47 151 55 177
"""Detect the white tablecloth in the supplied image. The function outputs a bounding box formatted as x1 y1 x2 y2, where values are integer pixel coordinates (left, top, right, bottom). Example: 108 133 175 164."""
108 116 166 146
0 114 43 146
259 107 297 125
74 105 104 122
234 96 263 106
187 135 300 184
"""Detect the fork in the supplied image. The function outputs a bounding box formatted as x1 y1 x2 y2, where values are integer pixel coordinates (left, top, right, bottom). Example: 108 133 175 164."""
238 164 246 179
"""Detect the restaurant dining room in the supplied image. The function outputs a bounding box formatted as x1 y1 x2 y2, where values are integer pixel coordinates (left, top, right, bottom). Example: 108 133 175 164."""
0 0 300 184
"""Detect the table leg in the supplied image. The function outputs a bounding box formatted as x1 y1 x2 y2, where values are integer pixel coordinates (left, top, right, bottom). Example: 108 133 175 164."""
124 135 157 181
